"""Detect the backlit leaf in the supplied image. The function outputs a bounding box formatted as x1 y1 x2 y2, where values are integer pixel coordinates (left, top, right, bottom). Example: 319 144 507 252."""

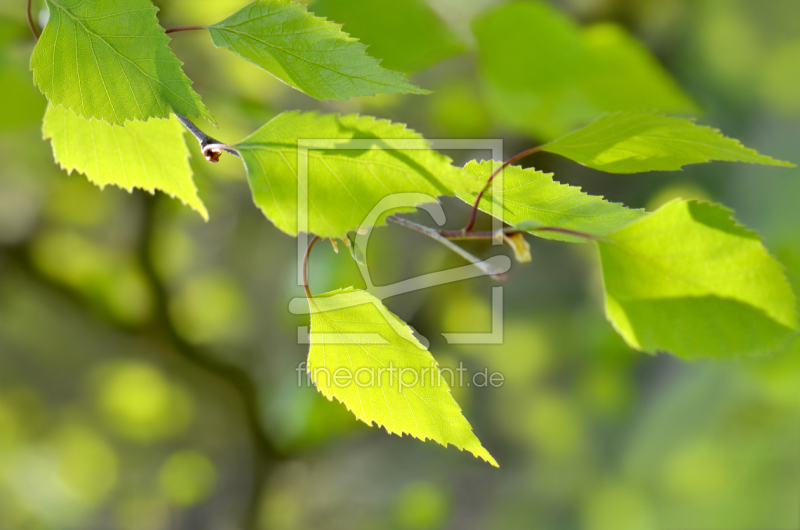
308 0 465 73
30 0 212 126
541 113 795 173
598 199 797 359
459 160 645 243
43 104 207 219
473 1 696 140
233 111 478 238
308 287 497 466
207 0 429 100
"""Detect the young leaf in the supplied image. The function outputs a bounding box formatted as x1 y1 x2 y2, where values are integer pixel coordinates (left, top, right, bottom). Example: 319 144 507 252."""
459 160 645 242
309 0 466 74
472 1 696 140
207 0 429 100
308 287 497 466
540 112 795 173
43 104 207 219
598 199 797 359
233 111 478 238
30 0 213 126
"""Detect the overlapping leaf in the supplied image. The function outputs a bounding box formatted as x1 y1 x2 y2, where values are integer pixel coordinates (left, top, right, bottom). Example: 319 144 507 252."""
459 160 645 242
473 1 696 140
308 0 465 73
30 0 212 126
233 111 479 238
308 287 497 466
541 113 795 173
207 0 428 100
598 199 797 359
43 104 207 218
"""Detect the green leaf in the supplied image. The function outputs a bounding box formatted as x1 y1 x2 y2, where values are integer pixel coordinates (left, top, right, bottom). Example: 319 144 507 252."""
541 112 795 173
598 199 797 359
207 0 429 101
233 111 478 238
473 1 696 140
308 0 466 73
308 287 497 466
43 103 207 219
459 160 645 243
30 0 212 126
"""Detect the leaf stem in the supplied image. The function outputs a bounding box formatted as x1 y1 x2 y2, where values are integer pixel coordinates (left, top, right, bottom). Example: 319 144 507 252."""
440 226 598 241
165 25 208 34
463 145 542 232
386 215 507 279
438 228 513 240
175 115 240 162
303 235 321 299
27 0 39 40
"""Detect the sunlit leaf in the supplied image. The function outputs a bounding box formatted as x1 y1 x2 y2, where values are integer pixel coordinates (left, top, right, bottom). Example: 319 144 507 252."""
30 0 212 126
472 1 696 140
541 112 795 173
308 287 497 466
207 0 429 101
43 104 207 218
308 0 465 73
233 111 478 238
598 199 797 359
459 160 645 243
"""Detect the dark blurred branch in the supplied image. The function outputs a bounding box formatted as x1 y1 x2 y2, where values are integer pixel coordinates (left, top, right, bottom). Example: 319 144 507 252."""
0 211 281 529
138 196 276 529
175 115 240 163
27 0 39 40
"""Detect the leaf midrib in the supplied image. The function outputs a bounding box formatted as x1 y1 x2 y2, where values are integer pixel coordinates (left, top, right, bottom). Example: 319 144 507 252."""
211 25 411 94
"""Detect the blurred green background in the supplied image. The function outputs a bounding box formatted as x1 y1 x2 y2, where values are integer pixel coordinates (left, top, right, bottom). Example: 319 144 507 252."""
1 0 799 529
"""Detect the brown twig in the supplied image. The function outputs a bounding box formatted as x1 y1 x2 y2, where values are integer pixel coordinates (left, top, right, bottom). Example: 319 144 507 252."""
165 25 207 34
464 146 542 232
175 115 240 162
386 215 507 279
303 235 321 299
27 0 39 40
440 226 597 241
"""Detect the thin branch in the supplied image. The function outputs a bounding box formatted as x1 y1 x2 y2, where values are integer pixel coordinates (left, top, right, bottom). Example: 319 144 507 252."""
464 145 542 232
386 215 507 279
165 25 207 34
438 229 507 240
531 226 599 240
303 235 321 299
203 143 238 163
440 226 598 241
175 115 240 162
27 0 39 40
